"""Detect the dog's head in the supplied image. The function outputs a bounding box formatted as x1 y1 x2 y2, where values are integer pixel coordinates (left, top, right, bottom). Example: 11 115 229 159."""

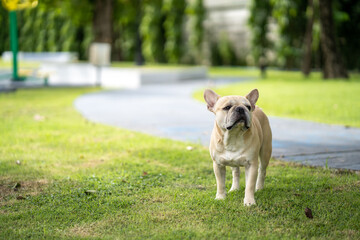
204 89 259 132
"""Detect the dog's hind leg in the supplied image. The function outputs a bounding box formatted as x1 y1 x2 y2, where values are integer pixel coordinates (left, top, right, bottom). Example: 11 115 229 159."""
229 167 240 192
256 143 272 191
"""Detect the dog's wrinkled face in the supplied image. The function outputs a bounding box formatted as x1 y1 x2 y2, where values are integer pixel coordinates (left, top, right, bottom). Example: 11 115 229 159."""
204 89 259 132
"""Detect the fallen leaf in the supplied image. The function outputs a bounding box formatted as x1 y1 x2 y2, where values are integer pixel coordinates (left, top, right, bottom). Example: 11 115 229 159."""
85 190 97 195
305 207 313 219
16 196 26 200
142 171 148 176
13 182 21 191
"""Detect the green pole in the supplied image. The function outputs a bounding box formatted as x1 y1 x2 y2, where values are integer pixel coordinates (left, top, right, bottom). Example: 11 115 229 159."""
9 10 19 81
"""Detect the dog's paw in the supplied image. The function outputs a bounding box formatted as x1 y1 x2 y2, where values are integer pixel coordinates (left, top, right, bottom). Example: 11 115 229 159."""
228 187 239 193
244 198 256 206
215 193 226 200
255 184 264 192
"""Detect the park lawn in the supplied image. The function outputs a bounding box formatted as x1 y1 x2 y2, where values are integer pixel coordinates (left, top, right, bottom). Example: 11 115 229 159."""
194 68 360 127
0 88 359 240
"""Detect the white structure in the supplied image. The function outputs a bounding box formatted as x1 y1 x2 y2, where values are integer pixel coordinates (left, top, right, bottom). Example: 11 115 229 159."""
1 51 78 63
203 0 277 64
89 43 111 66
39 63 207 88
204 0 251 60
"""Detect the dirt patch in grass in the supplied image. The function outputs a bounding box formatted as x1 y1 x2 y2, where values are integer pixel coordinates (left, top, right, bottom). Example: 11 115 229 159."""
333 180 360 191
80 158 106 168
67 222 99 238
0 179 49 204
269 159 304 168
270 159 360 175
147 159 184 173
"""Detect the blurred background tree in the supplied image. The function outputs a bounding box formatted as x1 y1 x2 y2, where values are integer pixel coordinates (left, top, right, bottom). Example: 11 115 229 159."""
271 0 307 69
248 0 356 78
187 0 205 65
113 0 138 62
248 0 273 67
0 4 10 53
163 0 186 63
336 0 360 72
140 0 166 63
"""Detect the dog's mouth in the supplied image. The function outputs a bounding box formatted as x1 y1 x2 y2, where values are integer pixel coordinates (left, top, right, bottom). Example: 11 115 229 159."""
226 118 249 131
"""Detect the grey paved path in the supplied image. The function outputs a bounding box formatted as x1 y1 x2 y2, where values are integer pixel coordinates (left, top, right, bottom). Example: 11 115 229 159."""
74 78 360 171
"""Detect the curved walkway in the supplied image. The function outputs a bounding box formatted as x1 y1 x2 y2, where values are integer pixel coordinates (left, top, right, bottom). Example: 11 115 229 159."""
74 78 360 171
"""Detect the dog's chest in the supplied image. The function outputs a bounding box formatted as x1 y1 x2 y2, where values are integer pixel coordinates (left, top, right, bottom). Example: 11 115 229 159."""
213 149 249 167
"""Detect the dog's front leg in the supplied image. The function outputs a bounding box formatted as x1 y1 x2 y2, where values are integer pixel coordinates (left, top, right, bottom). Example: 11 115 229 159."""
213 162 226 200
229 167 240 192
244 160 258 206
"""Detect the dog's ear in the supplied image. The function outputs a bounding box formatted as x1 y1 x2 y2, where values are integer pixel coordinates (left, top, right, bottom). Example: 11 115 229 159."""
204 89 220 112
245 89 259 111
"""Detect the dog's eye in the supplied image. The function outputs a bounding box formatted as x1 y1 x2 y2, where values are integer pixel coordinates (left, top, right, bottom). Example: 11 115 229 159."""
223 105 232 111
246 105 251 111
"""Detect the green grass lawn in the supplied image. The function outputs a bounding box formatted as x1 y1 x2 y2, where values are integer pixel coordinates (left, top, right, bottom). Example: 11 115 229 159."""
194 68 360 127
0 88 359 239
0 58 40 69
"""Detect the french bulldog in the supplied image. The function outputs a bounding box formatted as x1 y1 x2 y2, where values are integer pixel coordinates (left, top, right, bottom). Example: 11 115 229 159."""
204 88 272 206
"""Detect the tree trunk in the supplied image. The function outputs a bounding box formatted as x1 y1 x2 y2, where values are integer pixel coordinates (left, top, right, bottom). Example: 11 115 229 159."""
302 0 314 77
93 0 113 43
319 0 348 79
135 0 144 65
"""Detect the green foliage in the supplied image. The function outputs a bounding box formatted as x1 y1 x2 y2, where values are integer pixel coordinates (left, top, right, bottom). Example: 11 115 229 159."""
79 24 94 60
60 0 93 27
59 20 75 52
248 0 273 65
187 0 206 64
0 0 205 65
271 0 307 68
0 6 10 54
210 33 239 66
19 9 34 52
335 0 360 70
218 33 238 66
10 2 92 59
112 0 139 61
0 1 92 59
163 0 186 63
248 0 360 70
0 0 196 63
140 0 166 63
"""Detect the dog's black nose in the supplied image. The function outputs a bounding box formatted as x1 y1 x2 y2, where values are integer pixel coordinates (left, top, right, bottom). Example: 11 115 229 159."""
235 106 245 114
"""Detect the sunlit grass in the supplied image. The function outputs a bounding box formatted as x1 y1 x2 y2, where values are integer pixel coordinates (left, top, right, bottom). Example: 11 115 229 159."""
0 58 40 69
0 88 359 239
195 68 360 127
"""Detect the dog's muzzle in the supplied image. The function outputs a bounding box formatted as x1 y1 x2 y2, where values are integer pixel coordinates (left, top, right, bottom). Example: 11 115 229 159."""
226 106 250 130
